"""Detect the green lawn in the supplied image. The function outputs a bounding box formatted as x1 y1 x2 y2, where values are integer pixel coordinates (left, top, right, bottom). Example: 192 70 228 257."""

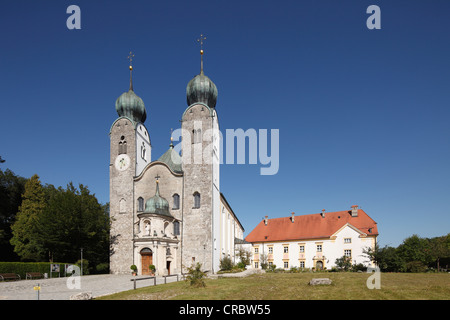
96 272 450 300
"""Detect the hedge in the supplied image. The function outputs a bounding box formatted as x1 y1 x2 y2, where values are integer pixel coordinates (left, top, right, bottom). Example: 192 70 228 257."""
0 262 72 280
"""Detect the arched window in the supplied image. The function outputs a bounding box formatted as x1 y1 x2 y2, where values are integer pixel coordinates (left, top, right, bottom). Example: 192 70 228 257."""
192 129 202 143
119 136 127 154
172 194 180 210
173 221 180 236
193 192 200 208
137 197 144 212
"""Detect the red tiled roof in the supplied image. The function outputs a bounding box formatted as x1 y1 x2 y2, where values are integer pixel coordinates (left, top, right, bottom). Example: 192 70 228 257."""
245 209 378 243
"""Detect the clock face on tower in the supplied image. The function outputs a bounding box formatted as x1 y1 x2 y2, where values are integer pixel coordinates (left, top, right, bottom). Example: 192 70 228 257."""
115 154 131 171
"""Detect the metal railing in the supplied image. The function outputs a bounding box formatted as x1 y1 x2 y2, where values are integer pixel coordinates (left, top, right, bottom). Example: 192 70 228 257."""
130 274 181 290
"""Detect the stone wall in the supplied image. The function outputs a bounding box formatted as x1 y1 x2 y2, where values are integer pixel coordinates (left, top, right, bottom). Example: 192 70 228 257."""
181 103 214 273
109 117 137 274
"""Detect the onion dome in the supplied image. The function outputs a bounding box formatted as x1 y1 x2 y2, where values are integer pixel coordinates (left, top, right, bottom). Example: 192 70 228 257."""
186 36 218 108
115 55 147 123
158 136 183 173
186 71 217 108
144 180 172 217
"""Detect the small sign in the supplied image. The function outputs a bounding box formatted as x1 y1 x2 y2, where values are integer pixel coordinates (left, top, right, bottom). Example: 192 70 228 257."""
33 286 41 291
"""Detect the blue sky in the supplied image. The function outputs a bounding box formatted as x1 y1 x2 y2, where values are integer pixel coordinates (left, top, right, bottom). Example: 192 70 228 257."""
1 0 449 247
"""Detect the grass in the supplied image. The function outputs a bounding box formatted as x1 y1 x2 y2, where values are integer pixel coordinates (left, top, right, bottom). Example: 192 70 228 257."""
96 272 450 300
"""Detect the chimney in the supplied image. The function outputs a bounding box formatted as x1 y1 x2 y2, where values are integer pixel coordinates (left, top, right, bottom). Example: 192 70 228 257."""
291 212 295 223
351 205 358 217
321 209 325 218
264 216 268 226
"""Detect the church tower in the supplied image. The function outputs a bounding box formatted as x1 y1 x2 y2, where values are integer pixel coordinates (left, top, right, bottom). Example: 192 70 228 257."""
110 53 151 274
181 36 221 273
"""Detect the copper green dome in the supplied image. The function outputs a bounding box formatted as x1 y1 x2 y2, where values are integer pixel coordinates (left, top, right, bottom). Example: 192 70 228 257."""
115 89 147 123
186 71 218 108
115 65 147 123
158 142 183 174
144 181 171 217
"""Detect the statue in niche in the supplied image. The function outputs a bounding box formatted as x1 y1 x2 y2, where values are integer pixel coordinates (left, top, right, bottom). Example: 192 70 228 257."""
144 221 151 236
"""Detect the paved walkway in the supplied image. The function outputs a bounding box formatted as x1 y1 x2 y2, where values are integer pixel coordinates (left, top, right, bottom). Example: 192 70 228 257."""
0 274 181 300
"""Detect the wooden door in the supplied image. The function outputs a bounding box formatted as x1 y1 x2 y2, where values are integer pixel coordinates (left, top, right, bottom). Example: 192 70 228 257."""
141 253 153 275
166 261 171 275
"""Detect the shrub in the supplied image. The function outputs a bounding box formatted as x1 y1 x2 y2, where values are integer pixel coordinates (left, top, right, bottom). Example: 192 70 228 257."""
352 263 367 272
186 263 207 287
0 262 71 279
75 259 89 275
289 266 299 273
335 256 352 271
95 263 109 274
219 256 233 271
266 264 277 272
406 261 427 273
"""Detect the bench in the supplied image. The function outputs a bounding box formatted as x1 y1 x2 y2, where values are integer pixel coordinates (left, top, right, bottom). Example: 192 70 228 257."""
0 273 21 281
26 272 44 280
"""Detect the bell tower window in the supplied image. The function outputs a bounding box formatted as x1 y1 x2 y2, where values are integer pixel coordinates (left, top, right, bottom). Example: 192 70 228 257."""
192 129 202 144
119 136 127 154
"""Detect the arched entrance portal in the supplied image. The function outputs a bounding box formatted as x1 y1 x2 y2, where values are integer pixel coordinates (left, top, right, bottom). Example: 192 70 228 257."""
140 248 153 275
316 260 323 270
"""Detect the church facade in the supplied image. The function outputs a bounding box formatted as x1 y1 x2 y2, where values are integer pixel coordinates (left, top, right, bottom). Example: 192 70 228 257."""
109 51 244 276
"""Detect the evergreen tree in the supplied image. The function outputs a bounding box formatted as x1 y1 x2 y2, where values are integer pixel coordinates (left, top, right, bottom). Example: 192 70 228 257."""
10 174 47 261
0 168 26 261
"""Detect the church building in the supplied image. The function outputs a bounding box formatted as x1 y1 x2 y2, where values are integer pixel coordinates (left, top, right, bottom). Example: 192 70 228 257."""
109 46 245 276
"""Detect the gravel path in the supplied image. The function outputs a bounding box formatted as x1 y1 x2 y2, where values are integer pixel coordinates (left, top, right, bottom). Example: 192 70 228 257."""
0 274 181 300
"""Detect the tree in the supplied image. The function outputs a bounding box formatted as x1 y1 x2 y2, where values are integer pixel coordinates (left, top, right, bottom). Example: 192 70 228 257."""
362 242 383 267
426 234 450 272
397 234 431 265
39 182 110 270
363 244 406 272
0 169 26 261
10 174 47 261
236 247 251 266
259 253 268 270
